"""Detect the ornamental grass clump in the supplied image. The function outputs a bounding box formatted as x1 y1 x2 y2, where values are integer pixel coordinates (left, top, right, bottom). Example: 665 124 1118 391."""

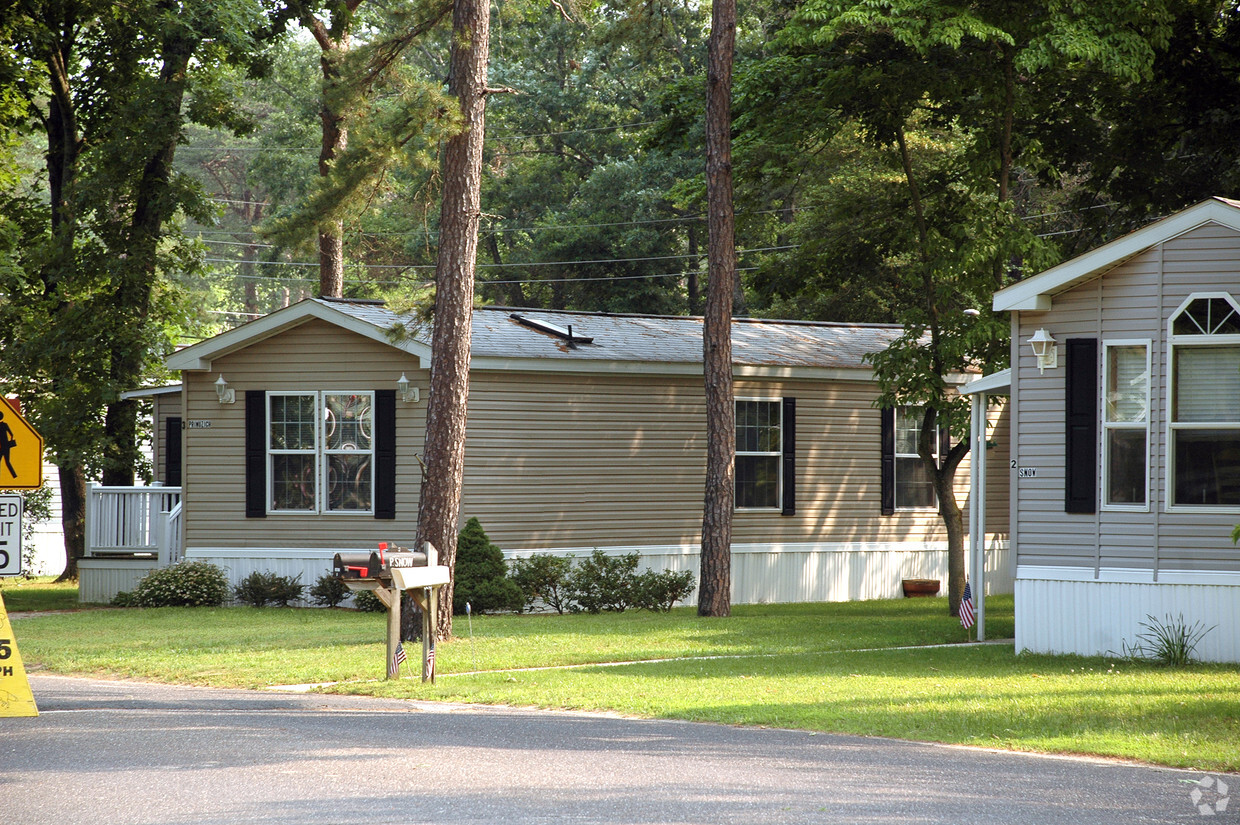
1121 613 1215 666
126 561 231 607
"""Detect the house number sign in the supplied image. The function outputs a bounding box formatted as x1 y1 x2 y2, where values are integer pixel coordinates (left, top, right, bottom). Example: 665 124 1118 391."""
187 420 212 429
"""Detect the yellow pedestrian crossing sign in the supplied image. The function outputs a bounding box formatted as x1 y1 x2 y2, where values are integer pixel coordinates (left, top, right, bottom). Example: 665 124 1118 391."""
0 398 42 490
0 591 38 717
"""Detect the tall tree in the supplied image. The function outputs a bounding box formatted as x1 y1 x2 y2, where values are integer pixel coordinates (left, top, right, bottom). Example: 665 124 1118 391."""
415 0 492 639
770 0 1173 614
281 0 361 298
0 0 270 577
698 0 738 617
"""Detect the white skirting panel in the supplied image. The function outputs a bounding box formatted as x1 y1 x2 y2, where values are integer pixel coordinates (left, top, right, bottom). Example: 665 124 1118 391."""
1016 567 1240 663
508 539 1013 606
75 540 1014 608
78 558 160 604
188 548 349 607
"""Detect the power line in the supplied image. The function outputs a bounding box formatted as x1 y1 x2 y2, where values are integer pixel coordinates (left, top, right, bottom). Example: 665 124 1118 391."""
186 119 664 155
191 265 757 287
200 245 795 272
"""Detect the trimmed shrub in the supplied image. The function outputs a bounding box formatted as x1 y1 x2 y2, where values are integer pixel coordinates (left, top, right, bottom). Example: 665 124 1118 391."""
352 589 386 612
234 571 305 607
110 590 137 607
453 517 524 615
309 573 351 608
510 553 574 614
130 561 230 607
568 550 639 613
632 569 696 612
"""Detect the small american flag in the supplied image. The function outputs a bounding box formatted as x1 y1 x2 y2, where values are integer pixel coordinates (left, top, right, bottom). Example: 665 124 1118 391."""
389 642 408 678
424 645 436 680
960 580 976 630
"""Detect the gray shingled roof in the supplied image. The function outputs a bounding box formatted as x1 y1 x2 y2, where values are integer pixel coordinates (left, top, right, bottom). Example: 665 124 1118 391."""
319 299 902 371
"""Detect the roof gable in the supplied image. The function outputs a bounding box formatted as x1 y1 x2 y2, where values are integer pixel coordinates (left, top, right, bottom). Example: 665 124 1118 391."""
166 299 428 371
168 298 905 378
993 197 1240 312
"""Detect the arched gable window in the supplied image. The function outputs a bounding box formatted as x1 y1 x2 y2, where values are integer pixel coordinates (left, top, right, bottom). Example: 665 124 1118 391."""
1168 293 1240 508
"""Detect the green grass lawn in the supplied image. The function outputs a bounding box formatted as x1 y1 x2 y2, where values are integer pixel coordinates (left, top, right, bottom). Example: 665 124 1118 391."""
0 576 85 612
10 593 1239 772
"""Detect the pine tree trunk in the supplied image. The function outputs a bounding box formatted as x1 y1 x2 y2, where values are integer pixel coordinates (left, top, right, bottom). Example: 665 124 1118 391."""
699 0 737 618
314 26 350 299
317 104 346 298
416 0 491 640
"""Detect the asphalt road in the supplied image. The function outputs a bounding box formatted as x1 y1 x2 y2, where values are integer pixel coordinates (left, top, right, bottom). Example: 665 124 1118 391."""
4 674 1229 824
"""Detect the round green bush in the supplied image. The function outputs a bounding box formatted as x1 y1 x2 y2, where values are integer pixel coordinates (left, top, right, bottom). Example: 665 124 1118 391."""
131 561 230 607
309 573 351 608
352 589 386 612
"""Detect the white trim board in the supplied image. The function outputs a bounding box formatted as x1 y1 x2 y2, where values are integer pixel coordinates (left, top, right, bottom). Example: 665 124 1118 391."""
1017 564 1240 587
993 197 1240 312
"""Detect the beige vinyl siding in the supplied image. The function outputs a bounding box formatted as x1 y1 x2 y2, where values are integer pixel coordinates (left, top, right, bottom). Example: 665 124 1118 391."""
982 401 1011 532
182 319 426 549
1015 222 1240 575
460 371 705 549
459 371 998 551
181 318 1005 557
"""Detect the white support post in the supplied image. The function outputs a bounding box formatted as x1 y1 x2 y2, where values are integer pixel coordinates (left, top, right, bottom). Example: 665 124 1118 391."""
970 392 988 641
84 482 98 558
154 508 168 567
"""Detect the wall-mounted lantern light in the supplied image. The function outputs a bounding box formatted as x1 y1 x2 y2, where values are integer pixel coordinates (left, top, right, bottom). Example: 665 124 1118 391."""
215 375 235 404
1027 329 1057 373
397 373 419 403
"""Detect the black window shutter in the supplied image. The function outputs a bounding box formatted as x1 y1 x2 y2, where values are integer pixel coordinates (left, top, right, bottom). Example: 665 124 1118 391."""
245 390 267 518
165 417 183 487
1065 337 1098 514
374 389 396 519
880 406 895 515
781 397 796 515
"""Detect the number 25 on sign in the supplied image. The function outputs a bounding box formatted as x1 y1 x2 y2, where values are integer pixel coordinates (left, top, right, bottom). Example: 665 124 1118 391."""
0 591 38 717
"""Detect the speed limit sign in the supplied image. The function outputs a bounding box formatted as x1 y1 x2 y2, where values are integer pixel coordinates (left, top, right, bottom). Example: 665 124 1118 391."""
0 495 22 576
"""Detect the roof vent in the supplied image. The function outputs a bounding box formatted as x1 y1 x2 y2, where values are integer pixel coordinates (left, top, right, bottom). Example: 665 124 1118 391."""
510 313 594 347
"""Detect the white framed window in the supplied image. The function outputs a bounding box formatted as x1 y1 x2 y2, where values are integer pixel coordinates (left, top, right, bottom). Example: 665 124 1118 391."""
895 406 937 509
1103 341 1150 509
268 391 374 514
1167 293 1240 510
735 398 781 510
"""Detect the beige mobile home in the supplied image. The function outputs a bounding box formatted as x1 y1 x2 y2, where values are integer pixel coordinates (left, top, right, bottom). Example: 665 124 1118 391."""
81 298 1010 604
994 197 1240 662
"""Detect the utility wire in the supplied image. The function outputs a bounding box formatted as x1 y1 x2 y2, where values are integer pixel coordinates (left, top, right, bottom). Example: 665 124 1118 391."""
189 265 757 287
186 119 663 155
200 245 794 271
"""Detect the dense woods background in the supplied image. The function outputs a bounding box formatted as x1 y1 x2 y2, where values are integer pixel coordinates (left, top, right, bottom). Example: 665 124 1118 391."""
2 0 1239 589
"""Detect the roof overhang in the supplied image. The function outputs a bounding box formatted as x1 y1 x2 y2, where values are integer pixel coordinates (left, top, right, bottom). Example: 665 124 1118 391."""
993 197 1240 313
119 384 183 400
166 300 429 371
958 368 1011 396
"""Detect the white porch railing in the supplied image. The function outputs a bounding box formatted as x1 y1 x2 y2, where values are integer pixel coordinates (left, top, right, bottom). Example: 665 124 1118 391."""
85 483 183 564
